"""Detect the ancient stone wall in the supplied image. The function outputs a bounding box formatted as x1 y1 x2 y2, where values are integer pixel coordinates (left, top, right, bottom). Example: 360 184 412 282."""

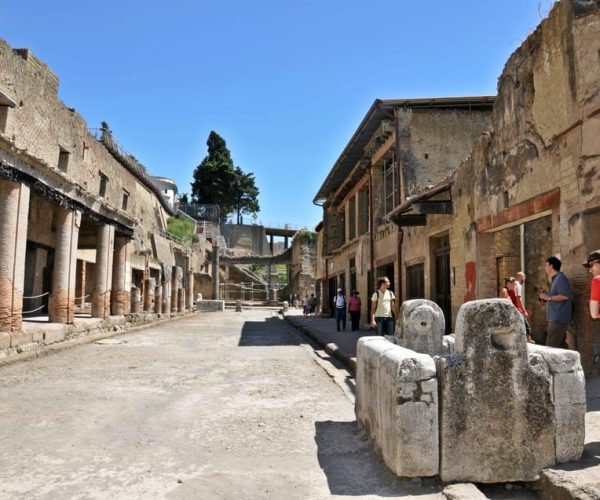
356 298 585 483
450 0 600 372
0 38 192 266
403 109 492 197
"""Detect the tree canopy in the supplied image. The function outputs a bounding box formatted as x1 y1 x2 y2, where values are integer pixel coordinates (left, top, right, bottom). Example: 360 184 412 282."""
191 131 260 223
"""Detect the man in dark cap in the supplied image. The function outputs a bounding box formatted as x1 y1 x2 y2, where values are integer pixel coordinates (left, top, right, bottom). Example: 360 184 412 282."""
583 250 600 320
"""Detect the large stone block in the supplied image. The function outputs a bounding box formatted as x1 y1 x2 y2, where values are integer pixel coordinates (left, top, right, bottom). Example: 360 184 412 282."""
528 344 586 463
356 338 438 477
395 299 445 356
438 299 556 483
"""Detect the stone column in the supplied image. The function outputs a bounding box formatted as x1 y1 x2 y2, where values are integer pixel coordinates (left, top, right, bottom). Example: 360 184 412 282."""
186 270 194 310
154 283 162 314
0 180 30 338
49 208 81 324
178 288 185 313
110 235 131 315
92 224 115 318
131 287 141 313
171 266 178 312
162 277 171 314
212 244 220 300
144 277 155 312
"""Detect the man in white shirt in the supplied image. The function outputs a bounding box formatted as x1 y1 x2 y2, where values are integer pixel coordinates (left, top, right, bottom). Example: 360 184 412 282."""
333 288 347 331
370 277 397 335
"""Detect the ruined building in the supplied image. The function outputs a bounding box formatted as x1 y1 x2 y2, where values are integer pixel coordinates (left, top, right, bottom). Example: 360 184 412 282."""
0 38 206 352
314 97 494 324
315 0 600 373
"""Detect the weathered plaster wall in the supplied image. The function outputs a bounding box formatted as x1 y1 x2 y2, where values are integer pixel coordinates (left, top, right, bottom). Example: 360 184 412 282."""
405 110 493 196
451 0 600 372
0 39 199 270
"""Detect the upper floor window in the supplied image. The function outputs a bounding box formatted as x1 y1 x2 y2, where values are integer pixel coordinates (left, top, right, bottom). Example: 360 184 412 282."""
122 189 130 211
383 157 397 215
99 172 108 198
58 147 70 172
348 195 356 241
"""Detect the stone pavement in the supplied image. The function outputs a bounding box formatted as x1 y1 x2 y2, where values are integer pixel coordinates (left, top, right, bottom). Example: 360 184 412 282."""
284 309 600 498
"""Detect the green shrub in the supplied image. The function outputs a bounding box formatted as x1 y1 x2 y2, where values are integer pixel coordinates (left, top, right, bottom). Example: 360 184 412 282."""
167 216 195 244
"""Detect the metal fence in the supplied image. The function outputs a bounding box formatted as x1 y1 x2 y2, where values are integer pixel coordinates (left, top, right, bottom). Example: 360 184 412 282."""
219 282 285 301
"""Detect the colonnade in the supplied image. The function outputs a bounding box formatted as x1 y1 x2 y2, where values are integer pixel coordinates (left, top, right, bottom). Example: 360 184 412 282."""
0 179 195 346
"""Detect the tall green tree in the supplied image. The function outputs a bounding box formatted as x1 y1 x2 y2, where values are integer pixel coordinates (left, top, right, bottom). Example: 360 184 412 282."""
191 131 260 223
191 131 237 216
233 166 260 224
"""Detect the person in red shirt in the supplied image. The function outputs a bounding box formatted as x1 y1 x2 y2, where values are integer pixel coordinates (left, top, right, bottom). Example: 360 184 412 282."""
505 277 534 343
347 290 362 331
583 250 600 319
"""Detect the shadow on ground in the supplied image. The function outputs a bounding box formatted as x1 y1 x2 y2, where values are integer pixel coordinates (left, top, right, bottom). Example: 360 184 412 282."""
314 420 439 497
238 318 301 347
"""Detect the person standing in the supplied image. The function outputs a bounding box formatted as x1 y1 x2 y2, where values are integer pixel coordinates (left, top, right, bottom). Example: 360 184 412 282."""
370 277 397 335
515 272 526 311
505 277 534 343
333 288 347 331
348 290 362 331
539 256 573 348
583 250 600 320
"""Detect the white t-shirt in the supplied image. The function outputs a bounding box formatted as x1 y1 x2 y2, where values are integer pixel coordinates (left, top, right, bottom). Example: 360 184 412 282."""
334 294 346 308
371 290 395 318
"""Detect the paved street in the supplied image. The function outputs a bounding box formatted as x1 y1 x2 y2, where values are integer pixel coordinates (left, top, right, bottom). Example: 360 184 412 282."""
0 309 443 499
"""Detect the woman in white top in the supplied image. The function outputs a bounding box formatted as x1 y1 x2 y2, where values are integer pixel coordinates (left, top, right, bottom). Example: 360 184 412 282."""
370 277 397 335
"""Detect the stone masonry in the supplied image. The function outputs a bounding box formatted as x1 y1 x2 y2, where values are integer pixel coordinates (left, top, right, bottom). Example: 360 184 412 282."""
356 298 585 483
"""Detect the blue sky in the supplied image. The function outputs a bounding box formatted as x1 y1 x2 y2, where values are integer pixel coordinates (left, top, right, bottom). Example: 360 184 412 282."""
0 1 551 229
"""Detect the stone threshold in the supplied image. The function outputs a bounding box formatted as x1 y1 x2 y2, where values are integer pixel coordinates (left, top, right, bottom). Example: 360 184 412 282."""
0 310 199 368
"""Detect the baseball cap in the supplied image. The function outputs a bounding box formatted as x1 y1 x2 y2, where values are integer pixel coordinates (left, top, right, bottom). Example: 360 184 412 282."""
583 250 600 268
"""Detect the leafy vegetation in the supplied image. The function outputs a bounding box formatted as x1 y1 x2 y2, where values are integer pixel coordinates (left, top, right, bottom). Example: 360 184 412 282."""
191 131 260 223
166 216 195 244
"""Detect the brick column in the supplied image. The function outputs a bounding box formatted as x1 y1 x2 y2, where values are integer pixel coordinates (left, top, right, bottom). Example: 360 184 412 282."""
92 224 114 318
49 208 81 323
178 288 184 313
186 270 194 310
110 235 131 315
0 180 30 337
154 279 162 314
212 244 220 299
162 278 171 314
171 266 179 312
144 277 155 312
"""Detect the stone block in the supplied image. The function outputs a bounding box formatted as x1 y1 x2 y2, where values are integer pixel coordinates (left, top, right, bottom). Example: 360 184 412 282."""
10 332 33 347
395 299 445 356
553 369 586 405
528 343 582 373
356 339 438 477
0 332 10 349
554 402 585 463
31 329 65 344
355 337 393 444
443 483 487 500
438 299 556 483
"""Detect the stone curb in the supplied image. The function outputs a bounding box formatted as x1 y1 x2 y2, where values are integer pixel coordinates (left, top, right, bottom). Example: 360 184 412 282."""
284 315 357 373
0 311 200 369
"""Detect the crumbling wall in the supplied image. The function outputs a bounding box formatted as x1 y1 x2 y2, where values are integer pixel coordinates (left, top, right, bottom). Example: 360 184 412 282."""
450 0 600 372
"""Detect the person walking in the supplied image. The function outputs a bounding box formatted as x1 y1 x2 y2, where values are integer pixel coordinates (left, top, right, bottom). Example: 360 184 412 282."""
370 277 397 335
333 288 347 331
583 250 600 320
538 256 573 348
348 290 362 331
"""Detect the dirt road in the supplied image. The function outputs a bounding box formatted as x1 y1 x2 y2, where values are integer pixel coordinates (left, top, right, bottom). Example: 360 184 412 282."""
0 309 443 499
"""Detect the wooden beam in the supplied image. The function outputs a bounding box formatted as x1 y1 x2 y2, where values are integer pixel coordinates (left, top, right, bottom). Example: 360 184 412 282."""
412 200 453 214
390 214 427 227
